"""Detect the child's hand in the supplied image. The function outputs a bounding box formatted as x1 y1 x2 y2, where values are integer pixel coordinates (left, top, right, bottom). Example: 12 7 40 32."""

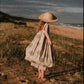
49 41 53 47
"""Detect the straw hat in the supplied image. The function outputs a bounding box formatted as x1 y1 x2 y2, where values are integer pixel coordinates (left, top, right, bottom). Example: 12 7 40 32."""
39 12 58 22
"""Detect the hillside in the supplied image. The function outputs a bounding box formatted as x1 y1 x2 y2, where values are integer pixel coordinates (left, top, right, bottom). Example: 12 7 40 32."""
0 12 83 84
0 11 39 23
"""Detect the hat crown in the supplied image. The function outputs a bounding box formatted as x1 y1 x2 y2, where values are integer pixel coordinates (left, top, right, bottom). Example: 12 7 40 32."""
44 12 56 20
39 12 58 22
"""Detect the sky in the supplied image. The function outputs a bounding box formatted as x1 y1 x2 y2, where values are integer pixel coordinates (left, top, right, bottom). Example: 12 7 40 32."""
0 0 83 24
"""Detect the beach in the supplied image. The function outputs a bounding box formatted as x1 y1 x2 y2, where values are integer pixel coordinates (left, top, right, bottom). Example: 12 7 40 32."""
50 24 83 40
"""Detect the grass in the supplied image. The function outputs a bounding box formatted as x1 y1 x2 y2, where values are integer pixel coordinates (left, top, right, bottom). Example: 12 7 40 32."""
51 32 83 45
0 22 83 65
50 32 83 66
0 22 83 84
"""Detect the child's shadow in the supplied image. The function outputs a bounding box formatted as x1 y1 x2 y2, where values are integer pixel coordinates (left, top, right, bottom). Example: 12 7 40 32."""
46 67 80 79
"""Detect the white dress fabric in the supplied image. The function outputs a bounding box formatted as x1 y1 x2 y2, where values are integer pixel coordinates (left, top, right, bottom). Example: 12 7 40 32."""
25 23 56 70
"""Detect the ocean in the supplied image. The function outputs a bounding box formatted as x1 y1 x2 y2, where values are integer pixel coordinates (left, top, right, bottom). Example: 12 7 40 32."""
55 23 83 29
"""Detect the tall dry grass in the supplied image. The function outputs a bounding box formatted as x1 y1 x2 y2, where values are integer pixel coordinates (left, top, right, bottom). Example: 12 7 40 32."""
0 22 83 82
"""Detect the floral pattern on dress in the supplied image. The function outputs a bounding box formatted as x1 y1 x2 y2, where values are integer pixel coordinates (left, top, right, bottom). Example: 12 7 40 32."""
25 23 56 69
29 51 34 56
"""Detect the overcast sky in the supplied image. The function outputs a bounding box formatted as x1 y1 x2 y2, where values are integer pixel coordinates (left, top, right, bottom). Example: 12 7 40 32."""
0 0 83 23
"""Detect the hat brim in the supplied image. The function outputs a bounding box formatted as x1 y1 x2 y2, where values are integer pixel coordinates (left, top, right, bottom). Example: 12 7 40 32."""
39 14 58 23
39 12 58 23
39 18 58 23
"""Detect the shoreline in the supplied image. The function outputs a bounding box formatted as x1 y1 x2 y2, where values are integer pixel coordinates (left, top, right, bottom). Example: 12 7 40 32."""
51 23 83 30
56 25 83 29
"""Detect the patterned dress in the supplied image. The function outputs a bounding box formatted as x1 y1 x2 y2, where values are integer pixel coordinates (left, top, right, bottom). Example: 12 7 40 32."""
25 23 56 70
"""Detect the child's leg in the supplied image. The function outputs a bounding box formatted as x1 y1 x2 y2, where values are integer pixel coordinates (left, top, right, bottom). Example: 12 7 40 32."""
38 68 41 79
40 69 47 81
38 66 47 81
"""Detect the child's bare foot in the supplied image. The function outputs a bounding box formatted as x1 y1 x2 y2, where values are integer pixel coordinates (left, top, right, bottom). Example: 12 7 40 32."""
41 77 47 81
38 76 41 79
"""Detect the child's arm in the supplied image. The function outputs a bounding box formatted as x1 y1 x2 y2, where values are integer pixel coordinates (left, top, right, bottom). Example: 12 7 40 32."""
44 23 52 45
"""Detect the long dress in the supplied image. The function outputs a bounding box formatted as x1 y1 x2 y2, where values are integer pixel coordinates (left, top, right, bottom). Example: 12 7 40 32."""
25 23 56 70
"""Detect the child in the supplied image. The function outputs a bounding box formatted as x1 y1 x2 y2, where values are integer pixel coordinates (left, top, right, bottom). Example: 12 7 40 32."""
25 12 58 81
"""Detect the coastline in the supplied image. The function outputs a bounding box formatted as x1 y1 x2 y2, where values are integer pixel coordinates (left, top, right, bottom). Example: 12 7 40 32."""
50 24 83 41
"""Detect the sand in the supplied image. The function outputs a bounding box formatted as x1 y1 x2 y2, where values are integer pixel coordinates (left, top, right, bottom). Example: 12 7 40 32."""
50 25 83 41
